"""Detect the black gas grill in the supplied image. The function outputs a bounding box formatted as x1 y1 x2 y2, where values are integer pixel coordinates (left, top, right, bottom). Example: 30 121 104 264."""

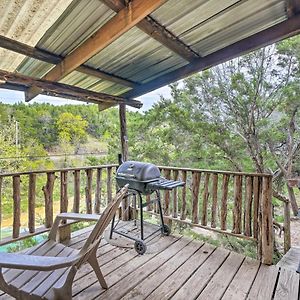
110 161 185 254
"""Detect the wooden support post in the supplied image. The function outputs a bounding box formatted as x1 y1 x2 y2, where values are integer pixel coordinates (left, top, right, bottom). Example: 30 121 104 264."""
43 172 56 228
260 176 273 265
73 170 80 213
13 176 21 238
119 104 130 220
28 173 36 233
85 169 93 214
94 168 102 214
119 104 128 161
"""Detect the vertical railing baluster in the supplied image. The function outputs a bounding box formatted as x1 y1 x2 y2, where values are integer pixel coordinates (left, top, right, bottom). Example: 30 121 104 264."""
201 173 210 226
60 171 68 214
94 168 102 214
107 167 112 204
85 169 93 214
244 176 253 236
73 170 80 213
43 172 55 228
13 175 21 238
180 171 187 220
172 170 179 218
146 194 152 211
163 169 171 215
232 175 243 234
192 171 201 224
253 176 260 239
220 174 229 231
211 173 218 228
28 173 36 233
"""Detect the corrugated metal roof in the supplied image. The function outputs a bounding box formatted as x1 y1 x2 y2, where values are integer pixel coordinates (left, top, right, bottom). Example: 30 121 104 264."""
0 0 290 99
0 0 73 72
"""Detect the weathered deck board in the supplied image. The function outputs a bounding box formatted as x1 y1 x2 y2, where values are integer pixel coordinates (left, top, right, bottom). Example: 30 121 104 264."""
222 257 261 300
277 246 300 272
1 224 299 300
273 268 299 300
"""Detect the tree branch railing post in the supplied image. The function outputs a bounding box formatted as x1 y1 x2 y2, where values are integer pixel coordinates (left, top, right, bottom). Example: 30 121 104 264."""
0 164 276 265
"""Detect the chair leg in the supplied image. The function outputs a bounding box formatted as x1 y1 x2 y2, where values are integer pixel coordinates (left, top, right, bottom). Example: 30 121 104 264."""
88 251 108 289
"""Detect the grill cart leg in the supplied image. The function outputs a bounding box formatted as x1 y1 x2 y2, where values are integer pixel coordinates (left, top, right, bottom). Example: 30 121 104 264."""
138 192 144 240
156 190 171 236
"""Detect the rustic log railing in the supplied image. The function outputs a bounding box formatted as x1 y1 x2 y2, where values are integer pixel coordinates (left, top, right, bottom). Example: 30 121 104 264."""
0 164 118 246
0 164 276 264
155 166 274 265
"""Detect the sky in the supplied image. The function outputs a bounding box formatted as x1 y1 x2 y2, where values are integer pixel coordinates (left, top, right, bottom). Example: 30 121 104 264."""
0 86 172 112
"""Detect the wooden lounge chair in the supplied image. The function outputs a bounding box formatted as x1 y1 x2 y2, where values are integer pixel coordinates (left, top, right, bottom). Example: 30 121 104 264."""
0 184 128 300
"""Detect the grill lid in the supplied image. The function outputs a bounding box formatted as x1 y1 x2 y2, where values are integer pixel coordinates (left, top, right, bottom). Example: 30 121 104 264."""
116 161 160 182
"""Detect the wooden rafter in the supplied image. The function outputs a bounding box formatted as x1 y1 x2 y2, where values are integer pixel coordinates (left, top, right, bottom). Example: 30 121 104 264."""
25 0 167 102
124 14 300 98
101 0 199 62
287 0 300 17
0 69 142 108
0 35 138 88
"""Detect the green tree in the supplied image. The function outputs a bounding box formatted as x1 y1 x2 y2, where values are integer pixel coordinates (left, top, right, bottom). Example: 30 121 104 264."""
56 112 88 147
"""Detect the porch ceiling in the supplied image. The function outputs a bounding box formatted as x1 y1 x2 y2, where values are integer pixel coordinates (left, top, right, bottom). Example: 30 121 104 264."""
0 0 299 109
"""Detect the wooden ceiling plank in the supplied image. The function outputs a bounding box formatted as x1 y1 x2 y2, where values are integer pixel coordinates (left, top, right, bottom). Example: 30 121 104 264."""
0 35 138 88
123 15 300 98
102 0 199 62
0 69 142 108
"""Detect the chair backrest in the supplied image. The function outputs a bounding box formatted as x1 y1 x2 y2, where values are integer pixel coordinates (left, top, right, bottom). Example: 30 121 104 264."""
76 184 128 267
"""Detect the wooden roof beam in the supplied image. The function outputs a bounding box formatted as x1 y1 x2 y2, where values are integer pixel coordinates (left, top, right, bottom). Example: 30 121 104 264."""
287 0 300 17
0 35 138 88
0 69 142 109
101 0 199 62
25 0 167 102
124 14 300 98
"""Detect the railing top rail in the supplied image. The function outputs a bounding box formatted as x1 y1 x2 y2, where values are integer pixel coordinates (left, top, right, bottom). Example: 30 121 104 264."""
158 166 273 178
0 164 118 177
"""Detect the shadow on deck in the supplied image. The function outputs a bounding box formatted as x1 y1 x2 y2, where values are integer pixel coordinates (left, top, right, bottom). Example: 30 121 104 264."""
1 223 299 300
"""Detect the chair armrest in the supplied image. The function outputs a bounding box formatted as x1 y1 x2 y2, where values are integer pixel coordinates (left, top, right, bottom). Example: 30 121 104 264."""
49 213 101 240
0 253 79 271
56 213 100 222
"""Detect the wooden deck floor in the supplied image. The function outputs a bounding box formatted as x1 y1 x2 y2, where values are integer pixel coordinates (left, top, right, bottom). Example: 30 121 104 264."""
277 246 300 273
1 225 300 300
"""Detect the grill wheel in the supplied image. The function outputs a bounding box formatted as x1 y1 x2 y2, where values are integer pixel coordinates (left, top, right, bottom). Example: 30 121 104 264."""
161 224 171 236
134 240 147 255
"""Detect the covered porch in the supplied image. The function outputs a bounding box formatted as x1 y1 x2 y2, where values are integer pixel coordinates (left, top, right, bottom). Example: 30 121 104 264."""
1 0 300 299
